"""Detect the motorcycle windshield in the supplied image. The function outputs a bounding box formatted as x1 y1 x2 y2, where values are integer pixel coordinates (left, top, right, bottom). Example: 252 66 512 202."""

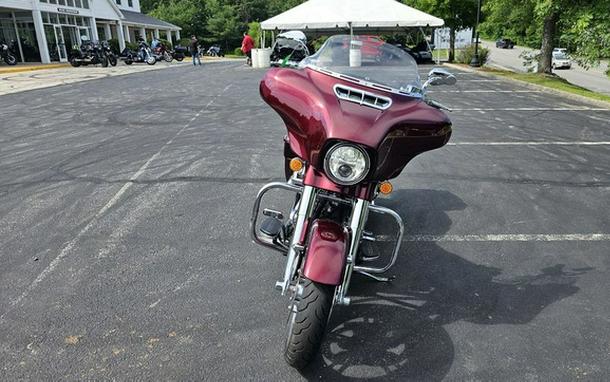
299 35 422 96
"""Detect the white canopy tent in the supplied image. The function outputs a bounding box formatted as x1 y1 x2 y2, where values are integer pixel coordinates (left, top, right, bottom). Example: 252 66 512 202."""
261 0 444 34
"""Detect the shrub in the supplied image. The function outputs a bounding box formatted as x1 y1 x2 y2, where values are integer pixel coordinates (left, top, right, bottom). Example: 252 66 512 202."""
456 44 490 65
233 47 244 56
125 42 139 51
159 39 173 50
107 38 120 54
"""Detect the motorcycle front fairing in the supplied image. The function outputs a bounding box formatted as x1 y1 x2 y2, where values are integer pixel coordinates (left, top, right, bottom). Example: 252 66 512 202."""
260 51 451 197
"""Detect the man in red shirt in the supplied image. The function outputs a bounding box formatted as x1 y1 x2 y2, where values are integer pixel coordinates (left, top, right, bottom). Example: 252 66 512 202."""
241 33 254 66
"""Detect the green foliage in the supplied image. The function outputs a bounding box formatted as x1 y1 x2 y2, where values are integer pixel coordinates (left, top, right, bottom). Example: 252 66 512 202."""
311 36 328 52
125 42 139 51
456 44 490 65
159 39 173 50
247 21 261 48
107 38 120 54
480 0 610 70
234 47 244 56
142 0 308 52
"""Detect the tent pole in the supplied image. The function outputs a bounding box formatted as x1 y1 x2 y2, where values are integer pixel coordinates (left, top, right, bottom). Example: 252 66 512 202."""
419 27 437 65
349 22 353 39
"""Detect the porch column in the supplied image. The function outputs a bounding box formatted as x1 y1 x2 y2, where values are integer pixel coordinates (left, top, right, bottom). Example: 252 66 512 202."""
154 29 160 39
123 24 131 43
90 17 99 42
117 20 126 50
175 29 180 40
31 9 50 63
139 27 145 41
104 23 112 40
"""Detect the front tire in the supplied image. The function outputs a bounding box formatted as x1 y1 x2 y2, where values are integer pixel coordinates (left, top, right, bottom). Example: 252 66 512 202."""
109 54 117 66
5 54 17 65
284 278 335 369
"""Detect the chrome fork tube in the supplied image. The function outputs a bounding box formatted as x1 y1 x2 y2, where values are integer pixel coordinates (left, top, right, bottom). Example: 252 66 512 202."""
275 185 318 294
336 198 370 305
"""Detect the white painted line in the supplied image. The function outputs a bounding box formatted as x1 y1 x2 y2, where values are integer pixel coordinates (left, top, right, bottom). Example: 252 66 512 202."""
374 234 610 242
447 141 610 146
430 90 542 93
402 234 610 242
453 107 610 111
0 84 234 320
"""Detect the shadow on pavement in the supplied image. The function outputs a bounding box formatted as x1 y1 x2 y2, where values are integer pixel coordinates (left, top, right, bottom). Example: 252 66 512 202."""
301 189 591 381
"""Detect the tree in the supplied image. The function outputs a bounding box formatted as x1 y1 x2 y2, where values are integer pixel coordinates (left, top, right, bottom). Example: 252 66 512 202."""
481 0 610 74
404 0 478 62
206 0 241 50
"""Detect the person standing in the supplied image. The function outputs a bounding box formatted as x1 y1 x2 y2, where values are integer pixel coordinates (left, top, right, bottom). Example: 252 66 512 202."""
241 32 254 66
190 35 201 66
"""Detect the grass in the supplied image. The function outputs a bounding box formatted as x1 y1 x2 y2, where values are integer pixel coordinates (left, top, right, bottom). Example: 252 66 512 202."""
479 67 610 103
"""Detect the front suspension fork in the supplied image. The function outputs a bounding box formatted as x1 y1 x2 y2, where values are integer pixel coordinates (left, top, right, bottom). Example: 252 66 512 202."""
275 185 318 294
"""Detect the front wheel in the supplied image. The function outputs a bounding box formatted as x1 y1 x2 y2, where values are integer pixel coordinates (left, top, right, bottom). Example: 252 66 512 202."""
175 56 184 62
164 52 173 62
4 54 17 65
284 278 335 369
101 56 109 67
146 56 156 65
108 54 117 66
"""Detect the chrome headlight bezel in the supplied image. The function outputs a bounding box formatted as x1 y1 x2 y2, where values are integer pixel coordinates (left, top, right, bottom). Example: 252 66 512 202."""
323 143 370 186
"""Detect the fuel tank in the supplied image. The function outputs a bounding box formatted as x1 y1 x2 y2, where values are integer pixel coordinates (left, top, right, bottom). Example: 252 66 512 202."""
260 67 452 181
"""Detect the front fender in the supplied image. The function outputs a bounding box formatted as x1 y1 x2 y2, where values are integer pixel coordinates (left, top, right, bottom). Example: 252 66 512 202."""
302 219 348 286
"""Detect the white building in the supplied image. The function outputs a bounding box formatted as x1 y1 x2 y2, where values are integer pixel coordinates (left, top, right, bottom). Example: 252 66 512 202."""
0 0 181 63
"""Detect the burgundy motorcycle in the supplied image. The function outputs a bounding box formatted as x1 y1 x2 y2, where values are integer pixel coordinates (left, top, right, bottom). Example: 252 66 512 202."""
251 35 456 369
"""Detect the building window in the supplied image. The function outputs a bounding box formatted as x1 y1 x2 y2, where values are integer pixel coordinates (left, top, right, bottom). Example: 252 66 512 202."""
75 0 82 7
67 0 74 7
116 0 121 5
82 0 89 9
128 0 133 6
58 0 66 5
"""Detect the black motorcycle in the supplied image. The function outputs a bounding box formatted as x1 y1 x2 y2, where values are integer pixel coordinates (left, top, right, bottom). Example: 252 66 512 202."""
69 37 108 67
120 39 156 65
100 41 117 66
172 45 186 61
1 42 17 65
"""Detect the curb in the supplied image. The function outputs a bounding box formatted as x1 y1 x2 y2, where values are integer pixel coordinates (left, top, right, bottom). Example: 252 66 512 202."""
0 63 70 75
442 62 610 108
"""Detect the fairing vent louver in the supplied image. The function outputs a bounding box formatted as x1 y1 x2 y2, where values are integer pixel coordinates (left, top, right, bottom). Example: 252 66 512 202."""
333 84 392 111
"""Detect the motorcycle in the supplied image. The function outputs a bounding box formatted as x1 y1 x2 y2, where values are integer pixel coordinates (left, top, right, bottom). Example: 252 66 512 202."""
152 42 173 63
206 44 224 57
69 36 108 67
100 41 117 66
120 40 156 65
251 35 457 369
172 45 186 62
1 42 17 65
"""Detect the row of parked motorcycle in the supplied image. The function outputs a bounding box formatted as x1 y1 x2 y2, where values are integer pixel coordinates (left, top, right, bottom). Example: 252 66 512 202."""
69 37 187 67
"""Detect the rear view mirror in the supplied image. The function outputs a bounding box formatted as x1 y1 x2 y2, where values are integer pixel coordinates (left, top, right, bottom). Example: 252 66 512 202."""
423 68 457 88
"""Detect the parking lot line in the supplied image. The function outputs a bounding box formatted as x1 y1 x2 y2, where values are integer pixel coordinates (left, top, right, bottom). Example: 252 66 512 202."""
431 90 543 93
374 234 610 242
453 107 610 111
447 141 610 146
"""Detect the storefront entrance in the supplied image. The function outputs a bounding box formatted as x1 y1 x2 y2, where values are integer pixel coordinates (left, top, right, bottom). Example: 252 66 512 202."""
42 11 92 62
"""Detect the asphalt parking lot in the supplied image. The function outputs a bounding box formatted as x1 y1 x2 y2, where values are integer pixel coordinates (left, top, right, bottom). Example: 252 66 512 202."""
0 61 609 381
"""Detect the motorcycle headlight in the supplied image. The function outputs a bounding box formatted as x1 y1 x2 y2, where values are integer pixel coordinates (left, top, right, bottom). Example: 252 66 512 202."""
324 143 370 185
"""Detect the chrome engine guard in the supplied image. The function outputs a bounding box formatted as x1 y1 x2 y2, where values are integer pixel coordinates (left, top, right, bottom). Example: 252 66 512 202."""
250 178 405 303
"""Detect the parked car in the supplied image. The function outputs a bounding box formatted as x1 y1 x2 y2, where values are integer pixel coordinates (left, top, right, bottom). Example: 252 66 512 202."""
552 51 571 69
553 47 567 54
394 43 432 64
496 38 514 49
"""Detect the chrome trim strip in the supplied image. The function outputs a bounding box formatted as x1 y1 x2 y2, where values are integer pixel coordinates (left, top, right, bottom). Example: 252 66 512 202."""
333 84 393 110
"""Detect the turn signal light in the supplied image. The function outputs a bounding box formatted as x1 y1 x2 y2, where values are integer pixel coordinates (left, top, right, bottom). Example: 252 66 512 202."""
379 181 393 195
289 157 304 172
